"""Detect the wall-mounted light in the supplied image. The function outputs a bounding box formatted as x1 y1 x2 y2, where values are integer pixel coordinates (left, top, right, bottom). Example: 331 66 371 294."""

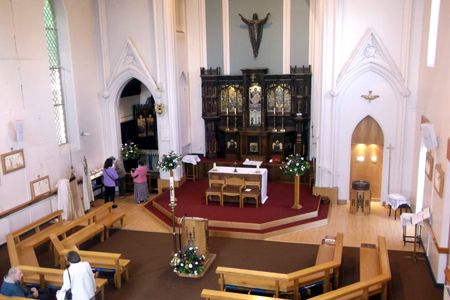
80 131 91 136
155 103 165 116
356 156 365 162
371 156 377 163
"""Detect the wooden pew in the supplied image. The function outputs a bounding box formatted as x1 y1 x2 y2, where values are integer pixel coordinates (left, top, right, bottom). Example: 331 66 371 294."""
6 233 20 267
60 223 105 249
18 265 108 300
306 236 391 300
201 289 286 300
216 233 344 300
90 202 126 239
49 233 130 289
9 210 65 243
205 236 390 300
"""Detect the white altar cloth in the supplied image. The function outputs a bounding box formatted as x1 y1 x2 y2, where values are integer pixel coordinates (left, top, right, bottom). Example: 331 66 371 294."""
242 158 263 167
383 194 410 210
208 166 268 204
182 155 201 165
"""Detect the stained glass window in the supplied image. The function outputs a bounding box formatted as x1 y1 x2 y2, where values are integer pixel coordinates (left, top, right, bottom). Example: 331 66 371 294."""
44 0 67 145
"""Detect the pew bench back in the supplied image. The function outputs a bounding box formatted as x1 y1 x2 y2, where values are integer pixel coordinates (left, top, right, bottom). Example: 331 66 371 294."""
50 233 130 289
10 210 64 243
217 233 344 300
19 265 108 300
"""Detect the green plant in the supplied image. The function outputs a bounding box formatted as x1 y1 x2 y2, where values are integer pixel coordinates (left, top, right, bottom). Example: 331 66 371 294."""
158 150 183 172
173 246 206 276
280 154 310 176
121 141 141 161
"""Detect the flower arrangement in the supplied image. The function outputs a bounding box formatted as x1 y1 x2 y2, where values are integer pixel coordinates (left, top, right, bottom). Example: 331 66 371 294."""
173 246 206 276
280 154 310 176
158 150 183 172
121 141 141 161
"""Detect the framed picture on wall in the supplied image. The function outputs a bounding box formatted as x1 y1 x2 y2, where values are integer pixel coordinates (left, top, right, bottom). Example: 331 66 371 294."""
30 176 51 200
434 164 444 198
1 149 25 175
425 151 434 181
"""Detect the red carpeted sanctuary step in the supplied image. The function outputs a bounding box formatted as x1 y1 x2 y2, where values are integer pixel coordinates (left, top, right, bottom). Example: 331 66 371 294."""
144 179 329 238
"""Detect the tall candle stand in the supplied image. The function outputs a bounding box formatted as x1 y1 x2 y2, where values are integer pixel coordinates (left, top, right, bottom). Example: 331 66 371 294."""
226 113 230 131
280 113 286 132
169 200 178 266
233 113 238 131
272 113 277 132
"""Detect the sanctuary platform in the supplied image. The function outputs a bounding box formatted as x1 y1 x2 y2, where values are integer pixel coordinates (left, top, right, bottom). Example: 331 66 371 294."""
144 178 329 240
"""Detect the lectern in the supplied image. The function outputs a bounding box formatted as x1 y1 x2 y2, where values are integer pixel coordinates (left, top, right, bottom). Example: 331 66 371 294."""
179 217 216 277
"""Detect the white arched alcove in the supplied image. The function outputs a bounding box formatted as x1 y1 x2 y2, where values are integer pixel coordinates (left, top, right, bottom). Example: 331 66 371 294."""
324 30 410 202
99 40 160 169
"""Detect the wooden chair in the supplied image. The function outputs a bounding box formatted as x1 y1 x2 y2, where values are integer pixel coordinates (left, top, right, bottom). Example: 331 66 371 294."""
242 181 261 208
222 177 245 207
205 179 225 206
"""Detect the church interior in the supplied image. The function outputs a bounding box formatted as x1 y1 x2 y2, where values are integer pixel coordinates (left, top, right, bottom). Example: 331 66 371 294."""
1 0 450 299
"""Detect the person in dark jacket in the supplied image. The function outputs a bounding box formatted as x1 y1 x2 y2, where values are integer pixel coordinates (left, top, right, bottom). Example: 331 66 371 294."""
1 267 49 299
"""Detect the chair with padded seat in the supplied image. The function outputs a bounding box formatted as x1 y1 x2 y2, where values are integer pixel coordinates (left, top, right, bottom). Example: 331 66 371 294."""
205 179 225 206
222 177 245 207
242 180 261 208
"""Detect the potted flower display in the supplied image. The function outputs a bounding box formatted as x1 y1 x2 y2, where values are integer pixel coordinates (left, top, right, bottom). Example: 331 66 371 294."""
121 141 141 161
280 154 310 209
173 246 206 277
158 150 183 174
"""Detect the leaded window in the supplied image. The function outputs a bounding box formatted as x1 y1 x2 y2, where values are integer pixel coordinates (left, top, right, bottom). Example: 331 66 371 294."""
44 0 67 145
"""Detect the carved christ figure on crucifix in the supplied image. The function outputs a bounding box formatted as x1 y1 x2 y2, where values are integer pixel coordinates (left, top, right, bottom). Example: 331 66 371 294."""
239 13 270 58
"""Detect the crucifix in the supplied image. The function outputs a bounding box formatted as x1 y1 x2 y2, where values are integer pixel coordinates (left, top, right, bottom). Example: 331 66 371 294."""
361 91 379 103
233 161 238 173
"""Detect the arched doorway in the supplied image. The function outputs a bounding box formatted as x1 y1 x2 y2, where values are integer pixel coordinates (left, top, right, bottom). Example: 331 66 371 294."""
350 116 384 201
118 78 159 193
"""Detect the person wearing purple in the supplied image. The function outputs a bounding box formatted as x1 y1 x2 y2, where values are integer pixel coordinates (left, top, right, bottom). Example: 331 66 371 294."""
103 158 118 209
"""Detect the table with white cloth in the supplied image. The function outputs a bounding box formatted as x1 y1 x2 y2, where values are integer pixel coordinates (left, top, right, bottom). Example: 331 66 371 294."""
182 155 201 182
400 213 422 246
208 166 268 204
383 193 411 220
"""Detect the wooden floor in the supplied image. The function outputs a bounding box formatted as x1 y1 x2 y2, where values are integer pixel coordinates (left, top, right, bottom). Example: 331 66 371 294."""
96 192 421 252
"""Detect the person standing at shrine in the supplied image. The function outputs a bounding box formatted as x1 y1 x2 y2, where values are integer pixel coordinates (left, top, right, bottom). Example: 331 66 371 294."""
103 158 118 209
130 159 149 204
111 156 126 199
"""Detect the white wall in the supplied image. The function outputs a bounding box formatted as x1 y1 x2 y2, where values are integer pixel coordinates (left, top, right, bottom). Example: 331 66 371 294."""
415 0 450 285
0 0 103 217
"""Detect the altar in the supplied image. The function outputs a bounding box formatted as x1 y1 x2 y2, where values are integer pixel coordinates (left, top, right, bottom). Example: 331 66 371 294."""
208 166 268 204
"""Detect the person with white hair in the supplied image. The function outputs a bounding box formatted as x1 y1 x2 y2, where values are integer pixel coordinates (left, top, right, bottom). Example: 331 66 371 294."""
1 267 48 299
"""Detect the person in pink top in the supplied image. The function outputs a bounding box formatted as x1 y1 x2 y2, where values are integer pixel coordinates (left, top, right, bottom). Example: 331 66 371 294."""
130 159 149 204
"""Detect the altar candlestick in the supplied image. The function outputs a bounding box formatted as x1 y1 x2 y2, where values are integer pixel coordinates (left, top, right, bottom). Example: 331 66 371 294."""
274 108 276 114
226 108 228 115
169 177 174 203
234 107 236 114
282 108 284 115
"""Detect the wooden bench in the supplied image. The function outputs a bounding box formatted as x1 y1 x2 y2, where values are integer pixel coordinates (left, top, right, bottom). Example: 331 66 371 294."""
90 202 126 239
307 236 391 300
50 233 130 289
201 289 286 300
10 210 65 243
217 233 344 300
19 265 107 300
60 223 105 249
6 233 20 267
